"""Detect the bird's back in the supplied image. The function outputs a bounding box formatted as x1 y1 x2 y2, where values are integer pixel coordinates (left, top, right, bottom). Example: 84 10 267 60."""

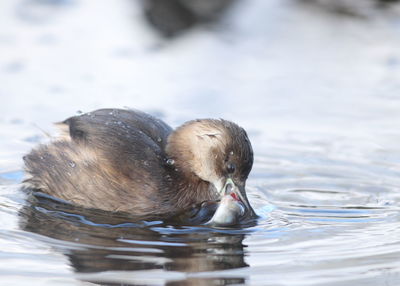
24 109 175 214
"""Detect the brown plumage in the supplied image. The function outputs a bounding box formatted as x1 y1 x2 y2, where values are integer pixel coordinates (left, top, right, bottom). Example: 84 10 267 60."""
23 108 255 219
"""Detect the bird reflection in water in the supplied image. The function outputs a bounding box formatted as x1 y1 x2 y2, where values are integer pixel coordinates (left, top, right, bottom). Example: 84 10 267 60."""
19 193 249 286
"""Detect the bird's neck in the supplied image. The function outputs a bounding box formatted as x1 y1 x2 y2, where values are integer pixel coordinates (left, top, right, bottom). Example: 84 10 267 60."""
168 171 216 212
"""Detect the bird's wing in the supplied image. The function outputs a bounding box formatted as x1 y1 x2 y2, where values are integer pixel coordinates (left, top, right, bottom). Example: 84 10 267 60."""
24 109 174 213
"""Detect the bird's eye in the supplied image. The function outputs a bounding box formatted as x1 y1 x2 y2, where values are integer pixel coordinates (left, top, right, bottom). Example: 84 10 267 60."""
227 163 236 174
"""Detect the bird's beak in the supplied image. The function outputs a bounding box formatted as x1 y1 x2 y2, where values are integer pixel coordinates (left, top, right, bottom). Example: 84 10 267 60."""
222 178 257 218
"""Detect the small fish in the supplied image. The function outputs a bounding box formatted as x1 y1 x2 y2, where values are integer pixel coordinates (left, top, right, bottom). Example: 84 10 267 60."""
207 193 245 226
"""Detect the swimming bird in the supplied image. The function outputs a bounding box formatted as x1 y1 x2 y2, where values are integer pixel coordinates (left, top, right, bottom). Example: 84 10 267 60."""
23 108 256 221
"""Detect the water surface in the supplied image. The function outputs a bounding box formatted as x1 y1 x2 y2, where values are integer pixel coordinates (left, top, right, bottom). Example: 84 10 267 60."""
1 0 400 285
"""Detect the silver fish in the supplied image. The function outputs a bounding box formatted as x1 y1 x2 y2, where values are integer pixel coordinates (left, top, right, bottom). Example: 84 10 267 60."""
207 194 245 226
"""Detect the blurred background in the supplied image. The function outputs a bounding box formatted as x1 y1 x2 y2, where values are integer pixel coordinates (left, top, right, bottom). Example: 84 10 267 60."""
1 0 400 169
1 1 400 285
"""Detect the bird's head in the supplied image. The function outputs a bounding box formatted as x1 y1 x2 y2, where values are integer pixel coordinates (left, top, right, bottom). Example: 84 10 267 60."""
166 119 255 218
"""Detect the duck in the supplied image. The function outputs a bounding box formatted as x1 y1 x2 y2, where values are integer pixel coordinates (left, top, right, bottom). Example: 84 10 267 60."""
23 108 256 221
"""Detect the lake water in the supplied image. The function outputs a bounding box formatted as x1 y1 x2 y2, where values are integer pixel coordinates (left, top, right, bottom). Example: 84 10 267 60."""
1 0 400 285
